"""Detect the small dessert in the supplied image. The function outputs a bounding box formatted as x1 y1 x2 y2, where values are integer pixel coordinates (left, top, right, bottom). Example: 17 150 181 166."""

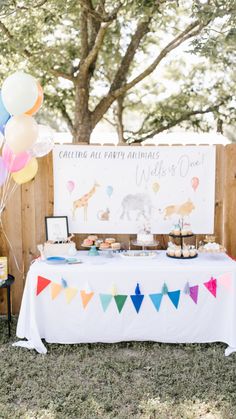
99 242 110 249
181 229 188 236
82 238 93 246
169 248 175 257
111 242 121 250
95 239 103 247
88 235 98 242
182 249 190 258
105 238 116 244
189 248 197 257
175 249 182 257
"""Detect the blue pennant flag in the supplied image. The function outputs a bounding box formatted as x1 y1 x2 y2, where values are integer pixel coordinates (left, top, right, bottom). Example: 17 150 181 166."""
168 290 180 309
131 294 144 313
162 283 168 295
61 277 68 288
135 283 141 295
99 294 113 312
149 293 163 311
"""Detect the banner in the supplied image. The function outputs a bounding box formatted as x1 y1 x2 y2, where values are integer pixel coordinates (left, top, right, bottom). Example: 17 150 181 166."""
53 145 216 234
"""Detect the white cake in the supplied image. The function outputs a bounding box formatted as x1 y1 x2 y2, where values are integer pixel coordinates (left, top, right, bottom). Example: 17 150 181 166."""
137 233 154 244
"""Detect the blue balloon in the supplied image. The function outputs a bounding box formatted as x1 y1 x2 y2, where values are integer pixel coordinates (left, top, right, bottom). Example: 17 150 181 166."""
106 185 113 198
0 92 10 133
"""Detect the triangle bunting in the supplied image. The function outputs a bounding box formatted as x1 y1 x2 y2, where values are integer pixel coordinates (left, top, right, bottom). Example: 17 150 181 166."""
51 282 63 300
149 293 163 312
36 276 51 296
168 290 180 309
130 294 144 313
204 277 217 298
80 290 94 308
189 285 199 304
100 294 113 312
65 288 78 304
114 295 127 313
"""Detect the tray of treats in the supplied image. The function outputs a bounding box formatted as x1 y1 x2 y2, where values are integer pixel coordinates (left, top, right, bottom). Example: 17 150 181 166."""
81 235 121 251
166 244 198 259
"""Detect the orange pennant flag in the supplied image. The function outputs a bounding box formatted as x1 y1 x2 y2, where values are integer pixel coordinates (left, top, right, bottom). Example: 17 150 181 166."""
51 283 63 300
80 290 94 308
65 288 78 304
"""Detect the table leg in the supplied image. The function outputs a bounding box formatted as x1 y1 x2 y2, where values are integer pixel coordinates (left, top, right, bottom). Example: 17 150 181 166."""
7 285 11 337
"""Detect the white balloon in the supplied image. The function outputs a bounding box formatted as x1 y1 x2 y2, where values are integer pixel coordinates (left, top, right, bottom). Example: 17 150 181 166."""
30 124 55 157
5 115 39 154
2 71 38 116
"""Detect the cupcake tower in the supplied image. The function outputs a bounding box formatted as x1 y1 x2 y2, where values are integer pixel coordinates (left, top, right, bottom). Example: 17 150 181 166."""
167 222 198 259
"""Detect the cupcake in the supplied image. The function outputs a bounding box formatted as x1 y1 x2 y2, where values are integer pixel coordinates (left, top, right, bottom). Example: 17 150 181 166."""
88 235 98 242
175 249 182 257
99 242 110 249
182 249 190 258
105 238 116 244
189 248 197 257
82 238 93 246
111 242 121 250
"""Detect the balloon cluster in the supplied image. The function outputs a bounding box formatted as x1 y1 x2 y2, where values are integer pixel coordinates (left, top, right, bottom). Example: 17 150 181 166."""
0 71 54 214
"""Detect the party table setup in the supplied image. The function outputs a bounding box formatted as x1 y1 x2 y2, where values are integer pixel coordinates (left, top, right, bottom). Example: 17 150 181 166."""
12 144 236 355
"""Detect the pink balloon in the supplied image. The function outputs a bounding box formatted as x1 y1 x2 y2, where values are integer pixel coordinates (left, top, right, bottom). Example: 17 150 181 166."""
191 177 199 192
67 180 75 193
2 144 31 173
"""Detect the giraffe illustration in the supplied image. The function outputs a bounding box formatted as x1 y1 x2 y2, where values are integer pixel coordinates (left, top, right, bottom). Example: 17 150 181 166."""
72 182 100 221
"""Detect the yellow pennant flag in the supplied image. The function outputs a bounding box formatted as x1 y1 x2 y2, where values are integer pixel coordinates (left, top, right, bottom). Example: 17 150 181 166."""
65 288 78 304
111 284 117 296
80 290 94 308
51 283 63 300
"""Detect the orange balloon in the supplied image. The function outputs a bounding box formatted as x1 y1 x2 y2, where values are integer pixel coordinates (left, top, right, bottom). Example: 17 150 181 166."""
25 83 43 116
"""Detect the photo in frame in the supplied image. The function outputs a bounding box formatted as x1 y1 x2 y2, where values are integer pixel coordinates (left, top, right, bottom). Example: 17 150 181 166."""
45 216 69 242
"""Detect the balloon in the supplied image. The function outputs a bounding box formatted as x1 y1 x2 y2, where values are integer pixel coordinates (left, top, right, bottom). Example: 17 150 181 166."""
2 71 38 116
191 177 199 192
0 92 10 133
0 157 8 186
5 115 39 154
152 182 160 193
67 180 75 193
12 158 38 185
29 124 54 157
2 144 30 173
25 83 44 116
0 132 4 148
106 185 113 198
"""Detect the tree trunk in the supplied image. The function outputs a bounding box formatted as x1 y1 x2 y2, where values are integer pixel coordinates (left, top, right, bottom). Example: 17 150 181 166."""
114 96 126 144
73 79 92 143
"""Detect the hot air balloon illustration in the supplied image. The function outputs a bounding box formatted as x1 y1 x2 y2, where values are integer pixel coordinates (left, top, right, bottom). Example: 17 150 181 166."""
106 185 113 198
67 180 75 194
191 177 199 192
152 182 160 193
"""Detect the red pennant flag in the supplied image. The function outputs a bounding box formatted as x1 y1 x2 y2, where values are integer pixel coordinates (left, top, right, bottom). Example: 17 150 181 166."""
36 276 51 296
204 277 217 298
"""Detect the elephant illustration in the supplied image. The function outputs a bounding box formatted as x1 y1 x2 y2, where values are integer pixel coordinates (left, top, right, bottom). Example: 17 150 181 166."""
120 193 152 221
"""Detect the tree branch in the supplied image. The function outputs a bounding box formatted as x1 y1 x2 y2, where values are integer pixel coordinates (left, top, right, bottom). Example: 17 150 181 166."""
91 19 207 127
0 20 74 82
78 0 122 22
128 101 229 143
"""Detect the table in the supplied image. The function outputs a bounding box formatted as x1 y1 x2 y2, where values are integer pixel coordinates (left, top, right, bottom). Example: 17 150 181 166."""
0 274 15 337
13 251 236 355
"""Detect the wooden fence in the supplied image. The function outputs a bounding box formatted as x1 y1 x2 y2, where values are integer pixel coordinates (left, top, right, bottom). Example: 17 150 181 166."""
0 143 236 314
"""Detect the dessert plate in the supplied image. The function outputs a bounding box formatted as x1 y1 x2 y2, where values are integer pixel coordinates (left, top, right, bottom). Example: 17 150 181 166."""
45 256 67 264
120 251 157 259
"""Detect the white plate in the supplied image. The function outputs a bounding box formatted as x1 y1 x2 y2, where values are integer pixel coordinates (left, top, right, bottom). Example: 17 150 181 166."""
120 252 157 259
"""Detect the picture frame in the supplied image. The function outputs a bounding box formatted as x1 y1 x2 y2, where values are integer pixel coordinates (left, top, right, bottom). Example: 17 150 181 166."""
45 216 69 242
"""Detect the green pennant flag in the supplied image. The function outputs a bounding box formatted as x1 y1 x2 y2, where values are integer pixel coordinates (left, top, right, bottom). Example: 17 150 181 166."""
114 295 127 313
99 294 113 312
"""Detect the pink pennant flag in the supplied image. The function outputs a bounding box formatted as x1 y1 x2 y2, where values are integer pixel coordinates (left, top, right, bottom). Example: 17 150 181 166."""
189 285 199 304
218 273 232 290
204 277 217 298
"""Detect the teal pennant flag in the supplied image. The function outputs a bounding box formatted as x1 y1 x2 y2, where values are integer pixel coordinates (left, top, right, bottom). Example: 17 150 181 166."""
99 294 113 312
114 295 127 313
149 293 163 312
168 290 180 309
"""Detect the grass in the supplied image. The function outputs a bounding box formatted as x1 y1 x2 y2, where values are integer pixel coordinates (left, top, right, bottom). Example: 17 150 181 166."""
0 317 236 419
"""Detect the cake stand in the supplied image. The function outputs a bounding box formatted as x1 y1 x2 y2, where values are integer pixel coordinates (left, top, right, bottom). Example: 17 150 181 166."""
167 233 198 259
131 239 159 252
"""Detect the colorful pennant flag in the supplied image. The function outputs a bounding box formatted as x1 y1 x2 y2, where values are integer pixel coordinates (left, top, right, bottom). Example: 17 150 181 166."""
51 282 63 300
100 294 113 312
204 277 217 298
189 285 199 304
131 283 144 313
80 290 94 308
149 293 163 312
65 288 78 304
162 283 168 295
61 277 68 288
218 273 232 290
168 290 180 309
135 283 141 295
111 284 117 296
114 295 127 313
36 276 51 296
184 282 190 295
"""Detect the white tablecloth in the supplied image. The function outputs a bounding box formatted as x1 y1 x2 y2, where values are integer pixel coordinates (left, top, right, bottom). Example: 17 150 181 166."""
14 251 236 354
